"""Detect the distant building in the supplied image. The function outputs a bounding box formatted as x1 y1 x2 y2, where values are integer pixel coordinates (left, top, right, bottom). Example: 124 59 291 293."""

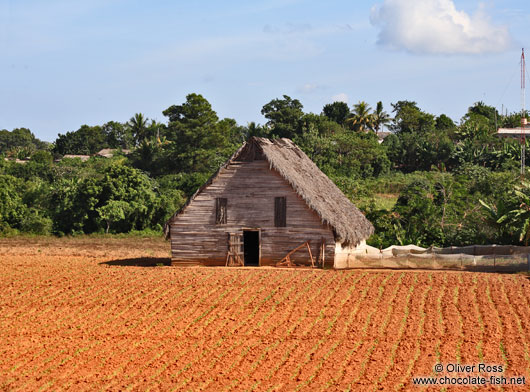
497 126 530 139
57 149 131 162
62 155 90 162
96 148 131 158
3 158 29 164
377 131 392 144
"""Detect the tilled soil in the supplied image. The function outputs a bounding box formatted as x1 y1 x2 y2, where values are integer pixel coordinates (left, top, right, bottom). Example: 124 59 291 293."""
1 237 530 391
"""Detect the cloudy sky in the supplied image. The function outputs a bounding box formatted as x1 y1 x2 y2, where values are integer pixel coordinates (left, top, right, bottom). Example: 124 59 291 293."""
1 0 529 141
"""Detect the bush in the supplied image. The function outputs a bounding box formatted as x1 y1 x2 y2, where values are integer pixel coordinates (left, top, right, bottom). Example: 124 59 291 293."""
20 209 53 235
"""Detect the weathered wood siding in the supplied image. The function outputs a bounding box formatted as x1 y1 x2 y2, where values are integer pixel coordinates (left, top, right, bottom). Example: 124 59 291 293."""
169 160 336 266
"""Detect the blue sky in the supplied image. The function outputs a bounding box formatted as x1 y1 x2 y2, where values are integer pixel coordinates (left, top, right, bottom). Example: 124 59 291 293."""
1 0 529 141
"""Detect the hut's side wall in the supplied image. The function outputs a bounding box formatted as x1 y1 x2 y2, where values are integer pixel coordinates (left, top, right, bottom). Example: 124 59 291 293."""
169 160 336 266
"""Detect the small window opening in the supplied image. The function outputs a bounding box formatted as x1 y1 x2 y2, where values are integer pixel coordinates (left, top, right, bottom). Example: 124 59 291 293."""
275 197 286 227
216 198 227 224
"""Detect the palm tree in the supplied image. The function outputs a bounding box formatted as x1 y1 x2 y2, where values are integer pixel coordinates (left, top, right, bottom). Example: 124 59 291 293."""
146 119 164 145
129 113 148 146
135 137 158 170
372 101 391 134
347 101 374 133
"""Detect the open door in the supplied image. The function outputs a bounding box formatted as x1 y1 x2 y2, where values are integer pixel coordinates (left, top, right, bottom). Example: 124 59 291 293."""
243 230 260 266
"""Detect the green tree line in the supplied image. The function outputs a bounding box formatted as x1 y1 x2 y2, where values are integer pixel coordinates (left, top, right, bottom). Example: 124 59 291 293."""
0 93 528 247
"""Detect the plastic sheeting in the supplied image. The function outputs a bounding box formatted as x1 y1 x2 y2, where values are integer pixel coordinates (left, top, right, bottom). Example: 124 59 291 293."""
343 244 530 272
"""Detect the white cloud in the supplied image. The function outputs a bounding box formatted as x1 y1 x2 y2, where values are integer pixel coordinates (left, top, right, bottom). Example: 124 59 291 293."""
298 83 319 93
370 0 512 54
331 93 348 103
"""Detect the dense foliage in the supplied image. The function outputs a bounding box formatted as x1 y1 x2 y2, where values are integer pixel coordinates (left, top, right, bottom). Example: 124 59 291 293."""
0 94 528 247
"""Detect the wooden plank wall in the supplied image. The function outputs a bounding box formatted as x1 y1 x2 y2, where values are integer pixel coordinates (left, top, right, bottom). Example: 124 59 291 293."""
170 160 336 266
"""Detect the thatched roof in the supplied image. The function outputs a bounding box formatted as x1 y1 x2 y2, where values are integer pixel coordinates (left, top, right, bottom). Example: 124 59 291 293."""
62 154 90 162
165 137 374 245
96 148 132 158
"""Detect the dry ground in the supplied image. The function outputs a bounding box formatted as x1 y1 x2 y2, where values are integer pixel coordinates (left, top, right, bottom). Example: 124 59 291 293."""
1 237 530 391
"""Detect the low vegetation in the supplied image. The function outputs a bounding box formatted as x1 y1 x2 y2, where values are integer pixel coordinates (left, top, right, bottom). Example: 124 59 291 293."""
1 95 529 248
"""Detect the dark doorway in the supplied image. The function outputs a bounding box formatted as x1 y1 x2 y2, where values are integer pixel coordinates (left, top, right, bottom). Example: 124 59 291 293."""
243 230 260 266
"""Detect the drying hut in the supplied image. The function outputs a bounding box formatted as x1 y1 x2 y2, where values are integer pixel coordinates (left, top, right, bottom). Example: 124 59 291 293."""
164 137 374 268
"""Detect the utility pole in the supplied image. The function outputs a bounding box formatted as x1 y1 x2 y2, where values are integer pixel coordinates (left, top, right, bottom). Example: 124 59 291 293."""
521 48 526 178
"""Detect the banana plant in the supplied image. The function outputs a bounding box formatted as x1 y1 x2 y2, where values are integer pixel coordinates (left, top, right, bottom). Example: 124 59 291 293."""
482 179 530 245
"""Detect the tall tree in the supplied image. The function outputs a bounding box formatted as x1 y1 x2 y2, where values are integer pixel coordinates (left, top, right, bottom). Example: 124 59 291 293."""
347 101 374 133
163 93 219 128
322 101 350 126
242 122 270 139
129 113 149 146
97 165 157 232
162 93 235 174
97 200 130 234
435 114 455 130
0 128 49 158
261 95 304 139
372 101 391 134
467 101 498 125
390 100 435 134
103 121 133 149
53 125 107 155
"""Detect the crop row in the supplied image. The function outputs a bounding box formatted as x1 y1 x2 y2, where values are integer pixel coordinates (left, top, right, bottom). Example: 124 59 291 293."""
3 263 530 391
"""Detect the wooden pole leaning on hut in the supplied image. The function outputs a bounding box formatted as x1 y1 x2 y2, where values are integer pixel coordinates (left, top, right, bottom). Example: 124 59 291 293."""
317 237 326 268
276 240 315 268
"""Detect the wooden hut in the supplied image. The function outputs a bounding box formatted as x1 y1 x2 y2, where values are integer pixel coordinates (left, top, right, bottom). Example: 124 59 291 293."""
164 137 374 268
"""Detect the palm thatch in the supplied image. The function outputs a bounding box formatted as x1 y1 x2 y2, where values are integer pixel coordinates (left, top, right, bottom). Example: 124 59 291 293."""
165 137 374 246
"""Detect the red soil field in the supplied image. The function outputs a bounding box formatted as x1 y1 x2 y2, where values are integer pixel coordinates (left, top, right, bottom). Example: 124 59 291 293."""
1 237 530 391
